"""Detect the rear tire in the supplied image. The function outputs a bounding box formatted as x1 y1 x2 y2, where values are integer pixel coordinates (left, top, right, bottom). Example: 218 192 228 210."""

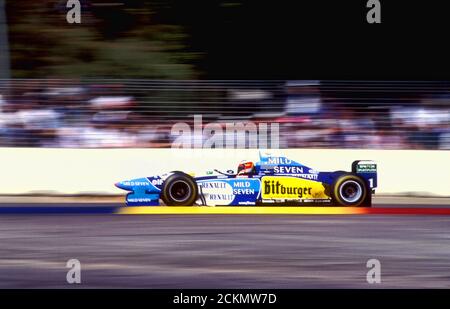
332 174 368 207
161 172 198 206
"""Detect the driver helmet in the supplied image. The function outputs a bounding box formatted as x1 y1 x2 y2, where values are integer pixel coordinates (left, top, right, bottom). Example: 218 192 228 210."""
237 160 255 175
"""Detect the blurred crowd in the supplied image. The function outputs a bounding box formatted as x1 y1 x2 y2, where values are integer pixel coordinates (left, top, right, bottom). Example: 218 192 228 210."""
0 80 449 150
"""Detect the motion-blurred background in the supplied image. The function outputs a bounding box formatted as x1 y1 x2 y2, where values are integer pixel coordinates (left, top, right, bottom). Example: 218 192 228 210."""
1 1 450 290
1 80 450 149
0 1 449 149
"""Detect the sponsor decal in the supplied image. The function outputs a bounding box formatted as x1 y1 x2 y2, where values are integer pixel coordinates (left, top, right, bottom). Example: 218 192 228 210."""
297 173 318 180
274 166 304 174
123 181 149 186
232 180 255 195
264 180 311 198
150 178 163 186
201 182 228 189
119 178 161 190
272 166 318 180
267 157 292 165
233 189 255 194
357 163 377 173
199 181 235 205
238 201 256 205
127 198 155 202
199 179 260 206
261 176 329 200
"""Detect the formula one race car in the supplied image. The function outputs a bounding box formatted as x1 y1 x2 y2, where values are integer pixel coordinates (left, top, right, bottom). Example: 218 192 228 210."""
115 153 377 207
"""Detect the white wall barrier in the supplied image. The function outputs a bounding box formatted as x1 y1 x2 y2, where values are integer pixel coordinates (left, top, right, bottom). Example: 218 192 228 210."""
0 148 449 196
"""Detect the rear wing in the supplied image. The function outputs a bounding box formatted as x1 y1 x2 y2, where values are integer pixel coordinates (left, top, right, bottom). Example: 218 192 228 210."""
352 160 377 190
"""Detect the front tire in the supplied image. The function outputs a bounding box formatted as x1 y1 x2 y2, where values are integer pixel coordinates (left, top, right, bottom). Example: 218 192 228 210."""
332 174 368 207
161 172 198 206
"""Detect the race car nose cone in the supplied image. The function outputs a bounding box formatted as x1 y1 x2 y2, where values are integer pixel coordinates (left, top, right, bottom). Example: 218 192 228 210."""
115 181 132 191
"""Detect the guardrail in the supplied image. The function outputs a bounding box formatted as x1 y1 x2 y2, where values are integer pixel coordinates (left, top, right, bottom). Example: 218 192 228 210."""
0 148 448 196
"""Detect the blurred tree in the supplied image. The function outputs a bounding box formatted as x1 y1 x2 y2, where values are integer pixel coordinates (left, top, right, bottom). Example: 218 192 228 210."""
6 0 198 79
0 0 11 80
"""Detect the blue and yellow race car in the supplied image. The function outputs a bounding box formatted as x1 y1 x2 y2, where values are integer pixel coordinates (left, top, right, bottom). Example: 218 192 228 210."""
115 153 377 207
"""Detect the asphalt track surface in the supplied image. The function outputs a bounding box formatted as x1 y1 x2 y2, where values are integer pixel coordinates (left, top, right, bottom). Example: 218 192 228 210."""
1 203 450 288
